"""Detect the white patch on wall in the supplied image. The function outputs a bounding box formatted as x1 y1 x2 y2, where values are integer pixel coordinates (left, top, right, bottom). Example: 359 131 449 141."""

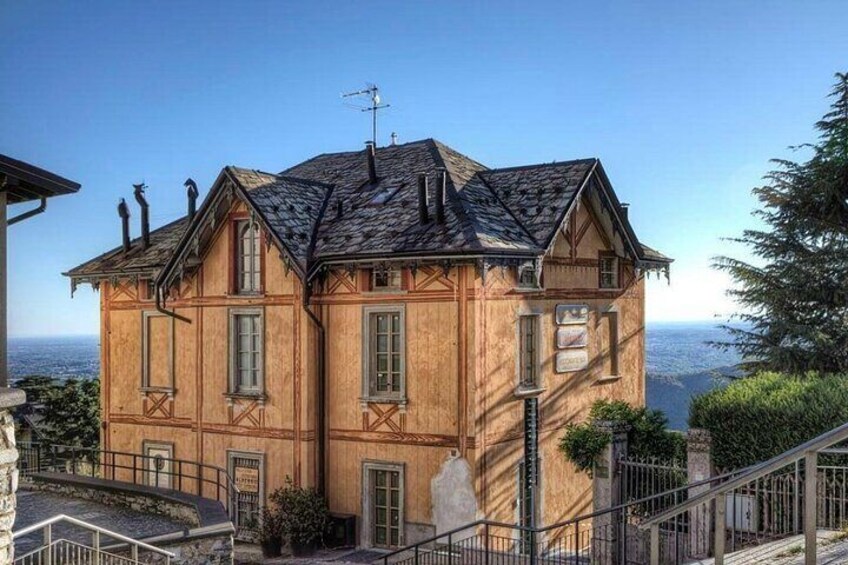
431 454 478 535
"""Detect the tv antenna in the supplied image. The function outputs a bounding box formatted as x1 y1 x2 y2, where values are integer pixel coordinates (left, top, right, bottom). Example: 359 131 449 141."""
342 83 390 146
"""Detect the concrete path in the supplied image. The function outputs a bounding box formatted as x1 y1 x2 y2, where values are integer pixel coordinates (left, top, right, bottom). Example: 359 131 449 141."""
687 530 848 564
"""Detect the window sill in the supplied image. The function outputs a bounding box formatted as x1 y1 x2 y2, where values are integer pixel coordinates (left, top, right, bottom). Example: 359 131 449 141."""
514 386 546 399
359 396 407 407
224 392 267 402
512 286 544 293
595 375 621 384
140 386 176 395
362 290 408 297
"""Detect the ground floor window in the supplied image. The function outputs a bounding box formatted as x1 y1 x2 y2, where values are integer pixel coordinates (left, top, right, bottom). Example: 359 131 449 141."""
363 461 404 548
229 451 264 531
143 442 173 489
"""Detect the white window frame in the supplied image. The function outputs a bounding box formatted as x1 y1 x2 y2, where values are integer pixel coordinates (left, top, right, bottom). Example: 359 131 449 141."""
236 219 262 295
361 305 406 403
515 312 544 394
361 460 405 548
228 308 265 396
141 311 175 392
228 450 265 530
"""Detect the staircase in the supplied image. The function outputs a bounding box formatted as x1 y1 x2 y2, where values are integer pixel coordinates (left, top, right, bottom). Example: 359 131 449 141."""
13 514 175 564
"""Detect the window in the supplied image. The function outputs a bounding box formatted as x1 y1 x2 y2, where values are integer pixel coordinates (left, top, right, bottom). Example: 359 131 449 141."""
518 265 540 289
372 268 402 291
141 311 174 391
599 254 619 289
518 315 540 389
362 306 405 401
229 309 263 394
602 310 620 378
236 220 261 294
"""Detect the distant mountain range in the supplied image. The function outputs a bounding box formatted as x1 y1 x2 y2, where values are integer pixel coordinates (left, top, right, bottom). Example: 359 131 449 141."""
10 322 742 431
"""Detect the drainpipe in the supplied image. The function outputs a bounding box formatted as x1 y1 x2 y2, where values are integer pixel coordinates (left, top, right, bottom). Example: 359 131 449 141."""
8 197 47 226
302 284 326 495
154 283 192 324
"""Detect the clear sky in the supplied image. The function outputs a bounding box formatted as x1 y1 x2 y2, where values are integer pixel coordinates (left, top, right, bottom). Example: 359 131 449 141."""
2 1 846 337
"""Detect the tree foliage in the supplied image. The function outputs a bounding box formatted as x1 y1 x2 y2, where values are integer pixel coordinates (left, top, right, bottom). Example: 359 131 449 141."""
714 73 848 373
690 372 848 470
17 377 100 447
559 400 685 475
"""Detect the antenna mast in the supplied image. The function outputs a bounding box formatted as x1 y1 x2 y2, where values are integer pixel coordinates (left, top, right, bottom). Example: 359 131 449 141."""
342 84 390 146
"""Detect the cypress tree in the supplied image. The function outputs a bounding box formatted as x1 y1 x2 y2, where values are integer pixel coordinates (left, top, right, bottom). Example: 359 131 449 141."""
715 73 848 373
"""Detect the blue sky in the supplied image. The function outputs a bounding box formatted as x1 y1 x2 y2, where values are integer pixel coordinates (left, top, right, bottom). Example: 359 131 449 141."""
2 1 846 337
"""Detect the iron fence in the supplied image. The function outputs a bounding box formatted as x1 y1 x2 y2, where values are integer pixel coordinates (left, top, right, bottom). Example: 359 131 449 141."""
16 442 242 531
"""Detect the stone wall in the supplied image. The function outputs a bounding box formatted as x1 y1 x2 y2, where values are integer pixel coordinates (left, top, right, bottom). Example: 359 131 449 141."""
0 388 26 564
24 474 200 527
143 535 234 565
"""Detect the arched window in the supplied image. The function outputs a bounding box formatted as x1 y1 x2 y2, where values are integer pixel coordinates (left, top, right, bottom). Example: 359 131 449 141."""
237 220 261 293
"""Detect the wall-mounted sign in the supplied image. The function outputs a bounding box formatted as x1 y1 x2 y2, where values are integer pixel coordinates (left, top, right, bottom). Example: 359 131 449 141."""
234 466 260 494
556 349 589 373
557 325 588 349
556 304 589 325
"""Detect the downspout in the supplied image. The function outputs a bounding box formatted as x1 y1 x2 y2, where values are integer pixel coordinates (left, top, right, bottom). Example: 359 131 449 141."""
154 283 192 324
302 283 326 495
8 197 47 226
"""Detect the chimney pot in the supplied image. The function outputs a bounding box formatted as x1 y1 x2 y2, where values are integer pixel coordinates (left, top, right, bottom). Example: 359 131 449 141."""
365 142 377 184
117 198 131 252
336 199 344 219
133 183 150 248
417 173 429 225
390 132 398 146
435 169 447 224
620 202 630 221
184 178 199 221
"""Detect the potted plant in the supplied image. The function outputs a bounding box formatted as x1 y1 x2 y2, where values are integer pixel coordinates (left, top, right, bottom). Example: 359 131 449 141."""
270 477 331 556
258 506 283 558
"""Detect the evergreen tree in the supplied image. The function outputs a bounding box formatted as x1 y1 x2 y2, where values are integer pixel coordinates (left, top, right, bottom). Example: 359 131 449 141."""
40 378 100 447
715 73 848 373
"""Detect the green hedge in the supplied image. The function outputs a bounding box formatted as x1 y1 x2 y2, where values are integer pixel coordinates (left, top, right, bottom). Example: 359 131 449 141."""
689 372 848 470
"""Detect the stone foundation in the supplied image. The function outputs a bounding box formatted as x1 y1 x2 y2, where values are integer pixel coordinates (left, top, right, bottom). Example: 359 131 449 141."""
0 388 26 564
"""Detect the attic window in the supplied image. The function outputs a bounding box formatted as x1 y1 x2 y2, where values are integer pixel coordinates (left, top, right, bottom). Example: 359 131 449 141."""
372 268 401 291
599 254 620 289
370 184 403 205
518 265 541 289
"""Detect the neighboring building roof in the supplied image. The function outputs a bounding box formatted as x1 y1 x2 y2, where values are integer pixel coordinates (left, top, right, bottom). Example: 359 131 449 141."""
66 139 671 283
0 154 81 204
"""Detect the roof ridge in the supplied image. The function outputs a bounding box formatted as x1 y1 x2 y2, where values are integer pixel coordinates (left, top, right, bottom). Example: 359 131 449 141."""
428 140 485 252
483 158 597 174
475 173 539 246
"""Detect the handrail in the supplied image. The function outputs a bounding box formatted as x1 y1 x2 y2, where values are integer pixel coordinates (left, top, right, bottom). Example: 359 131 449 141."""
13 514 176 558
381 465 748 562
641 419 848 529
16 538 141 565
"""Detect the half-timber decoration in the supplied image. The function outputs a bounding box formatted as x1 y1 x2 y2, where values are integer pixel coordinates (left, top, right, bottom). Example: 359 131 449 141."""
65 138 671 547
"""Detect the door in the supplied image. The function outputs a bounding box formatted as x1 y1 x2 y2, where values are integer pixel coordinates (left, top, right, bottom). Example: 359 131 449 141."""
144 443 173 489
371 469 402 548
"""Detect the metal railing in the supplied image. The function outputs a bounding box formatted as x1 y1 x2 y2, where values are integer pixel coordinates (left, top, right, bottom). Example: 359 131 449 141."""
17 443 241 527
640 420 848 565
378 469 745 565
13 514 175 564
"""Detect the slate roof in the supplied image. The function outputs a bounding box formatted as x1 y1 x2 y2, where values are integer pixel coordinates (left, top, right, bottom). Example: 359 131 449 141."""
66 139 670 281
65 217 189 279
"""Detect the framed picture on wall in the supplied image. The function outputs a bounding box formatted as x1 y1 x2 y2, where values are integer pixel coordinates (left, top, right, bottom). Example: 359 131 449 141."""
555 304 589 325
557 325 588 349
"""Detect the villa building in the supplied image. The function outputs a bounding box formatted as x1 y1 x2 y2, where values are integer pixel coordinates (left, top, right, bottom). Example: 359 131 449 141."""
66 139 670 548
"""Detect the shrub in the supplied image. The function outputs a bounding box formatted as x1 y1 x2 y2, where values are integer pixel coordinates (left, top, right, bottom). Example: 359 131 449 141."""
269 477 330 548
559 400 685 475
689 372 848 470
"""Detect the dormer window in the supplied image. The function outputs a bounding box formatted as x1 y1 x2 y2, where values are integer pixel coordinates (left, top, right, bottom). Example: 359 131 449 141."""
236 220 261 294
372 268 401 291
599 254 619 289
